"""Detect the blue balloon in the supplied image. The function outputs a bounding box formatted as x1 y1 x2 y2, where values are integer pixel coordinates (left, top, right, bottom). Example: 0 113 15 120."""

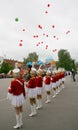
27 62 32 65
37 61 44 65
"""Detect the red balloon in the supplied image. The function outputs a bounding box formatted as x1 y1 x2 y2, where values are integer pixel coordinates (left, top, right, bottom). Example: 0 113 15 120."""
45 11 48 14
43 33 45 36
46 35 48 37
66 30 70 34
56 38 59 40
38 25 42 29
52 25 55 28
33 35 39 38
36 44 39 46
22 29 25 31
54 49 57 51
41 41 43 44
38 42 40 44
47 4 50 7
20 40 23 42
45 45 48 49
53 35 56 38
52 49 57 52
19 43 23 46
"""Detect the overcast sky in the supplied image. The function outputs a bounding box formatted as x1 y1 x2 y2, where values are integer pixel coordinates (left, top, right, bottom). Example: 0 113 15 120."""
0 0 78 62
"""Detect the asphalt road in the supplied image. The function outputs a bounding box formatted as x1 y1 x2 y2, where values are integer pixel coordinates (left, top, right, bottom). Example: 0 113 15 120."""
0 75 78 130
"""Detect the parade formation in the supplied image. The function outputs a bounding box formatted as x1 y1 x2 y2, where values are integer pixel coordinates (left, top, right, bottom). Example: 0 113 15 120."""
7 62 66 129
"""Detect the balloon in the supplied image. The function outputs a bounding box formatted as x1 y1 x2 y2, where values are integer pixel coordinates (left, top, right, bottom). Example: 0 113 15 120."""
33 35 38 38
56 38 59 40
15 18 19 22
20 40 23 42
38 42 40 44
45 45 48 49
50 61 55 65
43 33 45 36
66 30 70 34
47 4 50 7
36 44 39 46
19 43 22 46
53 36 56 38
41 41 43 44
52 25 55 28
27 62 32 66
38 25 42 29
45 11 48 14
37 61 44 65
46 35 48 37
52 49 57 52
22 29 25 31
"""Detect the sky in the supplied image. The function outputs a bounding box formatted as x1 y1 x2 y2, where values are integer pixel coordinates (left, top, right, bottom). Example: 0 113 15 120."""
0 0 78 62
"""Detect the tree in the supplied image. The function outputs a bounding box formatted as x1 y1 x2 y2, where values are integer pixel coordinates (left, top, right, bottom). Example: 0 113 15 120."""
56 49 75 71
23 52 39 65
0 62 14 74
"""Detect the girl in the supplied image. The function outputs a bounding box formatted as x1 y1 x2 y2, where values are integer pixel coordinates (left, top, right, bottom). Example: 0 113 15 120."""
36 69 43 109
44 71 51 103
7 67 26 129
26 68 37 117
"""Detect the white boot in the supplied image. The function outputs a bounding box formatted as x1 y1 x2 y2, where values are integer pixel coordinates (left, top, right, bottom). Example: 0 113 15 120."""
19 112 23 127
29 105 35 117
45 95 51 104
36 99 40 109
52 91 56 98
62 84 64 89
39 99 42 108
13 114 21 129
56 88 58 95
58 86 60 93
33 104 37 115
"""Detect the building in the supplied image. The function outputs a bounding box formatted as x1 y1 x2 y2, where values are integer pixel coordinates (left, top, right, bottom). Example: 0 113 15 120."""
4 59 23 68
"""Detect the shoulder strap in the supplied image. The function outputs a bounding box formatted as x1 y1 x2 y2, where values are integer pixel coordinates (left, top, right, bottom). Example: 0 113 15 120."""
16 79 23 86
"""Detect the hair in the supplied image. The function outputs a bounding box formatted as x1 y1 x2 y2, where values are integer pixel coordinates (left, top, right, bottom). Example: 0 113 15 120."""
28 64 32 69
13 72 20 79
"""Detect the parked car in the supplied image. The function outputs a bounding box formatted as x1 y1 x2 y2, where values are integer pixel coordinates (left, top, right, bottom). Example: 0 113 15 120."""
0 73 7 78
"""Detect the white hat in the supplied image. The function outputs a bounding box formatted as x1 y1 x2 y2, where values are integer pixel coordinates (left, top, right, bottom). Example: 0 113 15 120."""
46 70 51 75
53 70 57 74
37 69 42 74
13 68 20 73
31 67 36 72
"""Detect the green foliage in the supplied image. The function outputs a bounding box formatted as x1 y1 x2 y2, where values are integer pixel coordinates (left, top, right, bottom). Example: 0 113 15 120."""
56 49 76 71
76 62 78 68
23 52 39 64
0 62 14 74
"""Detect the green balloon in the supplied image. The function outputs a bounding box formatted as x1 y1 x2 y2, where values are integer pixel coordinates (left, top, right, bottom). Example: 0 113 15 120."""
15 18 19 22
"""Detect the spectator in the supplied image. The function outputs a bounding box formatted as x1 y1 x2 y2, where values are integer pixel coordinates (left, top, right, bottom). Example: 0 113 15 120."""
71 69 76 82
